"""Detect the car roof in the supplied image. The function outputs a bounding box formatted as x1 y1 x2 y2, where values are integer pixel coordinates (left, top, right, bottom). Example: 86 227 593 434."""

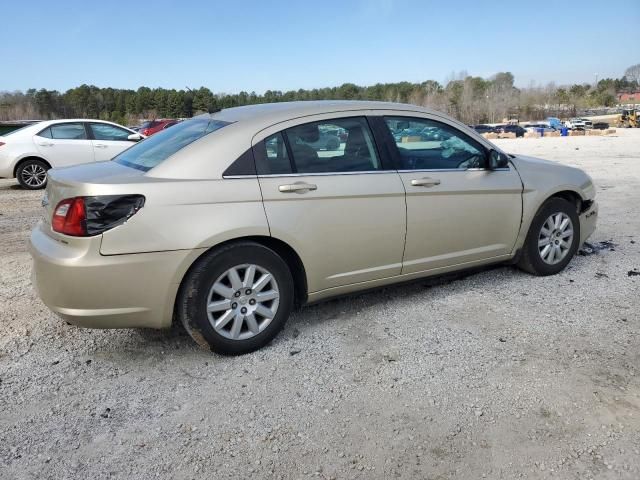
211 100 442 129
150 100 506 179
15 119 136 134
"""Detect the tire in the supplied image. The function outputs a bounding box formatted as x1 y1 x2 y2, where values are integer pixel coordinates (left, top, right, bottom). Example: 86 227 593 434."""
177 242 294 355
517 197 581 276
16 159 49 190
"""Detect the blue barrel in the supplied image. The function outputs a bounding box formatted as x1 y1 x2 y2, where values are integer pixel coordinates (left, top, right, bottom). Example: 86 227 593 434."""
560 127 569 136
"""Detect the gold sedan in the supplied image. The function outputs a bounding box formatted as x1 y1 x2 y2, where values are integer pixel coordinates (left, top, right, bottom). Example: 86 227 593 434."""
30 101 598 354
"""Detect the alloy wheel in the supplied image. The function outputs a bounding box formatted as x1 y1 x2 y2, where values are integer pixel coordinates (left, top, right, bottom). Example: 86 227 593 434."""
206 264 280 340
21 164 47 187
538 212 574 265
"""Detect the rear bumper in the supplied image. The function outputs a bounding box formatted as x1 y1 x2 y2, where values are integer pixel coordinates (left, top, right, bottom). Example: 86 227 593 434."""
579 200 598 245
0 155 15 178
29 221 203 329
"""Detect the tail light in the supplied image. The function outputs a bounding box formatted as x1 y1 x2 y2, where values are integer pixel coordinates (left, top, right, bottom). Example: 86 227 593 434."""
52 195 145 236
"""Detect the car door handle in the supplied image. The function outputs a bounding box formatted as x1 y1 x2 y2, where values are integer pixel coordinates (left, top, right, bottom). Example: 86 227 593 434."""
37 142 54 147
278 182 318 193
94 144 108 149
411 177 441 187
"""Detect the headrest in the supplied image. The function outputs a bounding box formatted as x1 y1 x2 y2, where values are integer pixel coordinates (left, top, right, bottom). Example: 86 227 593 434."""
296 124 320 143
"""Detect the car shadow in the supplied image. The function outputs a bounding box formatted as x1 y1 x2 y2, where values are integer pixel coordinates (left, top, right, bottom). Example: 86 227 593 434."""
83 258 584 360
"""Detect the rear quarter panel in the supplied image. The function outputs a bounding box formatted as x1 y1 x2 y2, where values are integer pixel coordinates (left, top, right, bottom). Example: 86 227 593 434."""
99 177 269 254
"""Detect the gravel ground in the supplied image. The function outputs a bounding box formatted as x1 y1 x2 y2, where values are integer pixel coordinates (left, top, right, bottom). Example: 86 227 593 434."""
1 130 639 480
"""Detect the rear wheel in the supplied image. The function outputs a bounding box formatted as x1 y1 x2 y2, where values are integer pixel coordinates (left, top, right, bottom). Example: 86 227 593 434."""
16 159 49 189
177 242 294 355
517 197 580 276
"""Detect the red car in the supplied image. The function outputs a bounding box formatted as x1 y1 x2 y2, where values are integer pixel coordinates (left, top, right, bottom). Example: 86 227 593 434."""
138 119 179 136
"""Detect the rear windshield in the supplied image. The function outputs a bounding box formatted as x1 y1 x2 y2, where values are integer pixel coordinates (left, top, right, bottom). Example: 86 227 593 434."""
114 117 231 172
0 123 35 136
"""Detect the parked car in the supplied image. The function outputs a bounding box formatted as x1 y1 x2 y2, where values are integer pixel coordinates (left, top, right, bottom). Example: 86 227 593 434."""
139 119 179 136
471 124 497 134
496 124 526 137
565 118 585 130
523 124 556 134
565 118 592 130
30 101 598 355
592 122 610 130
0 120 143 189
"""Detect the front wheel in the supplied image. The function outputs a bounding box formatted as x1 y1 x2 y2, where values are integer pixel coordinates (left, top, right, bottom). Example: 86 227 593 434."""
517 197 581 276
177 242 294 355
16 159 49 189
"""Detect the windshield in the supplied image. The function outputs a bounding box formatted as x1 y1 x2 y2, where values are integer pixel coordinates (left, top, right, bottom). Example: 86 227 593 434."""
114 117 231 172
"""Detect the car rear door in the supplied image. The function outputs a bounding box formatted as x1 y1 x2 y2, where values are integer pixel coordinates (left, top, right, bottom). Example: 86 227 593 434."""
87 122 137 161
254 114 406 294
376 114 523 274
34 122 94 167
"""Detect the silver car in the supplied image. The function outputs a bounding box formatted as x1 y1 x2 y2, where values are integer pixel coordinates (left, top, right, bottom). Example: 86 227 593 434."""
29 101 598 355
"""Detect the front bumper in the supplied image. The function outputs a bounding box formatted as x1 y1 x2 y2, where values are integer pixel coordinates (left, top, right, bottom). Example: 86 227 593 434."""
29 221 203 329
579 200 598 245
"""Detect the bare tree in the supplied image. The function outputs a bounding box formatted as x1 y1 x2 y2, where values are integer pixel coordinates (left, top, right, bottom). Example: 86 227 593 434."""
624 64 640 85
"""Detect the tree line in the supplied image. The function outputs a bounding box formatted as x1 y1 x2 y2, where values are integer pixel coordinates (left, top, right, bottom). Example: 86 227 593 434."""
1 64 638 126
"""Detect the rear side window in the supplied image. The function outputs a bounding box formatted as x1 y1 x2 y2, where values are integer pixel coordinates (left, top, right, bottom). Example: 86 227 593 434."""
47 123 87 140
89 123 132 141
114 117 230 171
286 118 379 174
255 117 380 175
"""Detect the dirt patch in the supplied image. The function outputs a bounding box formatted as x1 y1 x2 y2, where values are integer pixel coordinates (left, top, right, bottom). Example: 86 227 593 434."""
1 129 640 479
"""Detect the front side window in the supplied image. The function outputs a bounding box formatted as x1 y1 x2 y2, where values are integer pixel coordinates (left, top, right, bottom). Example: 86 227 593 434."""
384 117 486 170
48 123 87 140
114 116 230 172
90 123 132 141
285 117 380 174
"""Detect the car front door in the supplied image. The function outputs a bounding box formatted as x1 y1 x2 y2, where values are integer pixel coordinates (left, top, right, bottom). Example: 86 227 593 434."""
378 115 523 274
34 122 94 167
254 115 406 294
87 123 137 161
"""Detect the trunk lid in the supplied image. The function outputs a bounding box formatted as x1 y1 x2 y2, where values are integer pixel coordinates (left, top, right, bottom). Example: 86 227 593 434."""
43 161 146 231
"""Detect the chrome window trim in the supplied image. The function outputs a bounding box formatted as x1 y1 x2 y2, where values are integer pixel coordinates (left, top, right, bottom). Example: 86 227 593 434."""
222 167 510 179
396 167 510 173
223 170 396 179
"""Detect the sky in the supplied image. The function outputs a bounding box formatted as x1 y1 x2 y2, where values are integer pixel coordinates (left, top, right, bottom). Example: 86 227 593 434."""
2 0 638 94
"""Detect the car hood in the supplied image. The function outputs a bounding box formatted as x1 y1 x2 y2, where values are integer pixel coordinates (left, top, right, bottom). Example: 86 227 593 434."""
510 154 596 200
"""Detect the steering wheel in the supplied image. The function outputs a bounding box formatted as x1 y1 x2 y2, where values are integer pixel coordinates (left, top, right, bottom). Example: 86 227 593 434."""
456 155 481 169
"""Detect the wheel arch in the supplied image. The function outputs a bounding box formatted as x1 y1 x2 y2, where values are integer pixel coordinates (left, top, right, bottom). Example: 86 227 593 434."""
515 186 588 255
549 189 584 213
173 235 308 323
13 156 52 177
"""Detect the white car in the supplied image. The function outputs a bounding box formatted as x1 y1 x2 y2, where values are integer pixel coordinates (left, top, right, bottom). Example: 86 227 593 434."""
523 123 556 134
0 120 143 189
565 118 592 130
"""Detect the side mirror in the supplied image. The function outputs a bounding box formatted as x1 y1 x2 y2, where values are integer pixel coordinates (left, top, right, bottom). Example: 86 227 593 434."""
127 133 142 142
488 149 508 170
